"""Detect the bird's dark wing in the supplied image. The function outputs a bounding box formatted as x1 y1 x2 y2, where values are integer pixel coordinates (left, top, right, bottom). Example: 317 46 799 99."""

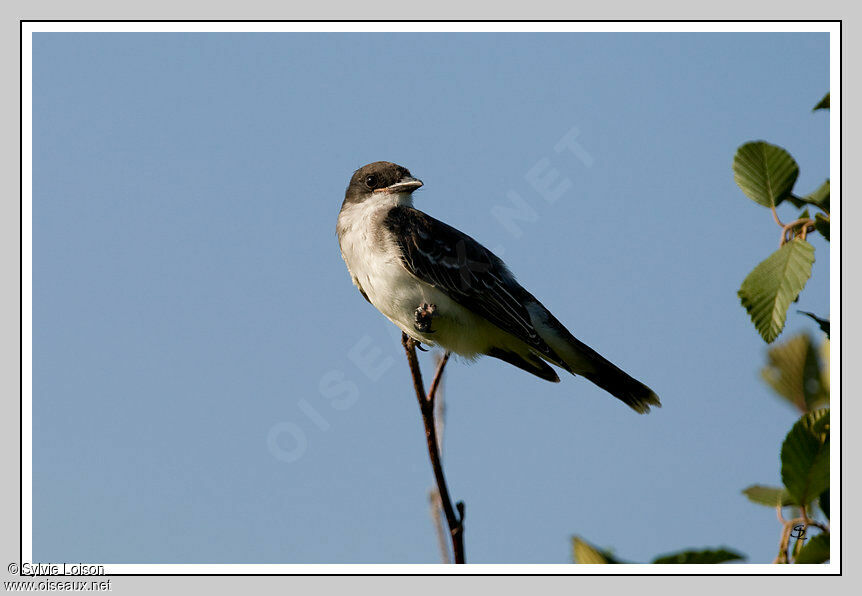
383 206 562 362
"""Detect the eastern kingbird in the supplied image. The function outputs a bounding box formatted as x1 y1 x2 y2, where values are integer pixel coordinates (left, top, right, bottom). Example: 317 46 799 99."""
336 161 660 413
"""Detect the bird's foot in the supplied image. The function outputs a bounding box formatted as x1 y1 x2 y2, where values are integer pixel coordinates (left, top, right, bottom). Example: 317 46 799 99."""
413 303 437 333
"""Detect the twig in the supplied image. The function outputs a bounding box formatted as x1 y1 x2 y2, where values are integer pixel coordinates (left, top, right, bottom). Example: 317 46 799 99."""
779 218 817 246
428 353 452 563
771 206 785 228
800 504 830 533
428 352 451 404
772 503 829 563
774 515 803 564
401 333 465 564
772 207 822 246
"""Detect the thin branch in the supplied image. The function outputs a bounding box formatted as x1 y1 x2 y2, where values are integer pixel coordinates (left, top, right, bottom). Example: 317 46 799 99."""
779 218 817 246
800 504 830 533
774 516 803 564
401 333 465 564
772 504 829 564
428 352 451 403
771 206 785 228
428 352 452 564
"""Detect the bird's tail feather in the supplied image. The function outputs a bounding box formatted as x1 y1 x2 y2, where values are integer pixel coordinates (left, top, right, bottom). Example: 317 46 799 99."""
579 357 661 414
528 302 661 414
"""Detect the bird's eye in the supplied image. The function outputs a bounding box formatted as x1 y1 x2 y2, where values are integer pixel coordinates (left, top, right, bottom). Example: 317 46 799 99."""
365 174 379 189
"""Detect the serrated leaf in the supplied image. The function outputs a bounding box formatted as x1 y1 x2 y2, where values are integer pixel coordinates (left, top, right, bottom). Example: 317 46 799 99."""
742 484 795 507
795 532 829 564
739 239 815 343
811 410 829 435
733 141 799 208
781 409 829 507
652 548 745 564
798 311 830 338
572 537 620 564
761 332 827 412
813 93 829 111
814 213 829 241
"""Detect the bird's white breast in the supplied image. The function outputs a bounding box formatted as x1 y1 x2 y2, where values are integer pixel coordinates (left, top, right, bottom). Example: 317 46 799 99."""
337 195 502 356
337 195 423 326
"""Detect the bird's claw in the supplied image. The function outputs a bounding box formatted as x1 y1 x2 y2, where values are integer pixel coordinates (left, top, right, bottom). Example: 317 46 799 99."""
414 303 437 333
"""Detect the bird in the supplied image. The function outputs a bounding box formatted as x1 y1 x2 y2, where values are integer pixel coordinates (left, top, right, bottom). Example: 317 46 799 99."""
336 161 660 413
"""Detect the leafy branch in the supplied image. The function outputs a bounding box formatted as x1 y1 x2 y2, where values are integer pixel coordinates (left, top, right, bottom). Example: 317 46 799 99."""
570 93 831 565
742 335 830 564
732 95 830 344
734 95 831 564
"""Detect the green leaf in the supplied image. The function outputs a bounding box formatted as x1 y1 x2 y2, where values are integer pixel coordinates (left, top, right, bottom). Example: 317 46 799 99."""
652 548 745 564
787 180 830 210
795 533 829 564
761 332 827 412
814 213 829 241
781 409 829 507
742 484 795 507
572 537 621 564
738 239 815 343
813 93 829 111
806 180 830 211
819 488 830 519
733 141 799 208
797 311 830 338
811 410 829 435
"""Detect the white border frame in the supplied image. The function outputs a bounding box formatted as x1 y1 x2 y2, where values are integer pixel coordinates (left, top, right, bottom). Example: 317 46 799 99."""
21 20 841 575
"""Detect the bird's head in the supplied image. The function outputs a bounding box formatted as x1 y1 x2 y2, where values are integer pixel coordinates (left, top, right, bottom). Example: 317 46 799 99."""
344 161 423 206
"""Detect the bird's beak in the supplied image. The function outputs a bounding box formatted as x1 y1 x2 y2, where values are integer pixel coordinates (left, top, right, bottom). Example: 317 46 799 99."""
377 176 423 194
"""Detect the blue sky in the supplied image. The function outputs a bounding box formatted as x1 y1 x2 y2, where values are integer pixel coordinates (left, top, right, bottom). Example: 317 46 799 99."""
31 31 829 564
